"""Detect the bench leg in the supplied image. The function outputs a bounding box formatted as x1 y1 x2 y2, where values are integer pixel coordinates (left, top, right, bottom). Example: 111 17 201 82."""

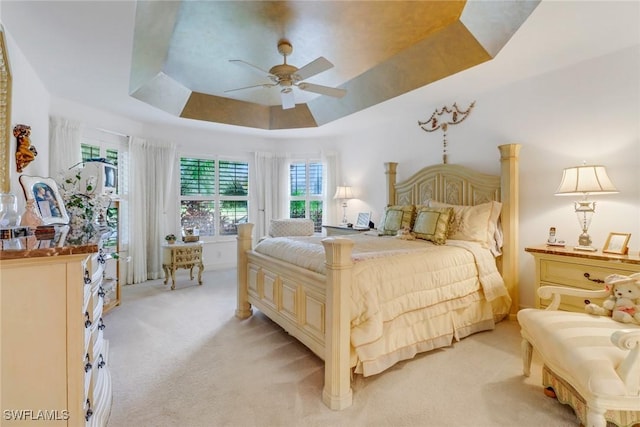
586 406 607 427
521 338 533 377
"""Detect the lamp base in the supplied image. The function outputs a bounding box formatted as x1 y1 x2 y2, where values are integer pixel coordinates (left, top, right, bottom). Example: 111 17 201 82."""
573 245 597 252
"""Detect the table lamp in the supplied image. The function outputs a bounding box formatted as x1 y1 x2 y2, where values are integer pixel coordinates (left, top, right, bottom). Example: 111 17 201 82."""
555 163 618 251
333 186 354 225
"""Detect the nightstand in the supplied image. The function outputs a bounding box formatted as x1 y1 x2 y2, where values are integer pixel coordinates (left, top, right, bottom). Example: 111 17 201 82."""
322 225 370 236
162 241 204 290
525 245 640 312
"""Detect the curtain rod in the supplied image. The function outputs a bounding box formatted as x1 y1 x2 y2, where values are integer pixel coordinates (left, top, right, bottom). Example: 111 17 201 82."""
95 127 129 138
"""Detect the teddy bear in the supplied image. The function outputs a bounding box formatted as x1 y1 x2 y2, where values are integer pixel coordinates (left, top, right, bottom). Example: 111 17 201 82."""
585 273 640 323
395 226 416 240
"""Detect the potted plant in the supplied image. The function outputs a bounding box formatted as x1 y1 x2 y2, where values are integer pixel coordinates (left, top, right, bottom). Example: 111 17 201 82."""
165 234 177 244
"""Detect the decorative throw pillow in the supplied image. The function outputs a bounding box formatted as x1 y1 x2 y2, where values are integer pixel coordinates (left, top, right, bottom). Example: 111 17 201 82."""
428 200 502 250
378 205 415 236
412 206 454 244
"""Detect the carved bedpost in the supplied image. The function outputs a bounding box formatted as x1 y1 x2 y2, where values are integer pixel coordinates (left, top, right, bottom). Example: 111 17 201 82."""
498 144 521 318
236 223 254 319
385 162 398 205
321 237 354 410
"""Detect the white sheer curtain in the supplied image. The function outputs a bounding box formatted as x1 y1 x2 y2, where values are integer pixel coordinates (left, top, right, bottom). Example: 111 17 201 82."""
322 151 338 225
49 116 82 179
251 152 290 237
127 136 177 284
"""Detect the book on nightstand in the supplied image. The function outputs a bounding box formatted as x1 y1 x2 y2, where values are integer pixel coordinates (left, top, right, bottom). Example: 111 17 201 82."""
546 241 566 247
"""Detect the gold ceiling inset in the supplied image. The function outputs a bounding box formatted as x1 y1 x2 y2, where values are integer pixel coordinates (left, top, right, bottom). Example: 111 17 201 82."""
130 1 540 130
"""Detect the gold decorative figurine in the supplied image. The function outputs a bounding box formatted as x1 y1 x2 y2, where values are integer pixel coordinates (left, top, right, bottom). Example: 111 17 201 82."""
14 124 37 173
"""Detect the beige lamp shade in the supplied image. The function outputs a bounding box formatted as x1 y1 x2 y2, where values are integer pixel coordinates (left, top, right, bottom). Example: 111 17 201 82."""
333 186 354 200
555 165 618 196
555 164 617 251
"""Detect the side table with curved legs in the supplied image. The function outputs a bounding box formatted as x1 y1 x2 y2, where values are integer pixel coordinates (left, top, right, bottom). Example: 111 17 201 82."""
161 241 204 290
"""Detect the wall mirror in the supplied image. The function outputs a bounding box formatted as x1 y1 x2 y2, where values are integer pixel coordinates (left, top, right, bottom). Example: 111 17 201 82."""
0 25 12 193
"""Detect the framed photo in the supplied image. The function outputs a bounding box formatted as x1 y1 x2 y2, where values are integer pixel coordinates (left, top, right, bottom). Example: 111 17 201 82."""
19 175 69 225
603 232 631 255
355 212 371 229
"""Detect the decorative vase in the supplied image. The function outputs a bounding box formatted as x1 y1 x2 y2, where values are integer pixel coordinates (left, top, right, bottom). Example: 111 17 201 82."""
167 239 176 245
0 193 21 227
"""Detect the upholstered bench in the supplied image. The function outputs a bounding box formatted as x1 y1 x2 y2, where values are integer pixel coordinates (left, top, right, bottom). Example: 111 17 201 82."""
268 218 315 237
518 286 640 427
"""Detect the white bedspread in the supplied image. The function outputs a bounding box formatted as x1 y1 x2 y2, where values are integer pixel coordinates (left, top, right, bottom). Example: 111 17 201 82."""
254 234 512 375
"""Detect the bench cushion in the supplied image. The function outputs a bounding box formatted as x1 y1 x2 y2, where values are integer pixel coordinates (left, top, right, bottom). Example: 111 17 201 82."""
268 219 314 237
518 308 639 397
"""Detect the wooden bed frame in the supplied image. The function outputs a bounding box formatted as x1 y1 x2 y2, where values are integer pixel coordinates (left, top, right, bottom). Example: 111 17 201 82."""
236 143 520 410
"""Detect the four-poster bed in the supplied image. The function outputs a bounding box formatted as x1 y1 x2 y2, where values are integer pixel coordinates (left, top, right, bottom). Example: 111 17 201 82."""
236 144 520 409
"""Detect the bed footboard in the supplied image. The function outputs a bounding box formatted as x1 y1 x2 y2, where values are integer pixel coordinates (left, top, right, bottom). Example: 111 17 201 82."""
236 223 354 410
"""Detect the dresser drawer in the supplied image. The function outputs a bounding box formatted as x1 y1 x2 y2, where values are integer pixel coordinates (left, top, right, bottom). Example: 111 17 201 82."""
540 259 640 289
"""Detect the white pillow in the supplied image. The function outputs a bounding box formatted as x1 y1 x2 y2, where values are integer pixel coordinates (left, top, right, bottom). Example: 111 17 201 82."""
428 200 502 253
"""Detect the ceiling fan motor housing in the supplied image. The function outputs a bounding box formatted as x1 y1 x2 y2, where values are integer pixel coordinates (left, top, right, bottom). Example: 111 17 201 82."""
269 63 298 84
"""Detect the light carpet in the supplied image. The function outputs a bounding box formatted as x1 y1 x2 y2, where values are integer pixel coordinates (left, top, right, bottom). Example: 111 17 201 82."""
106 268 579 427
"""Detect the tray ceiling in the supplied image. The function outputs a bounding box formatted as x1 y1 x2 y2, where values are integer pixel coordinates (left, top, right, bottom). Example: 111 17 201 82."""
130 0 540 130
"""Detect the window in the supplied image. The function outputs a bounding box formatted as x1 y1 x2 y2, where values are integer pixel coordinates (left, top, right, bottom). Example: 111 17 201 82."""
180 157 249 238
289 161 323 232
81 144 101 161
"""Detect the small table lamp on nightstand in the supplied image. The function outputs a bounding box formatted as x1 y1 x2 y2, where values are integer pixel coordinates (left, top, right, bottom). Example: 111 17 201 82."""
555 163 618 251
333 185 353 225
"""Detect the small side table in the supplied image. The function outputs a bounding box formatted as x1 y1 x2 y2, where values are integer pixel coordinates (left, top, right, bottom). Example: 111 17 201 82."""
322 225 371 236
162 241 204 290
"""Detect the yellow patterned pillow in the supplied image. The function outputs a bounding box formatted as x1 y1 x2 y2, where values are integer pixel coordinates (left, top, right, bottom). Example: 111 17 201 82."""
378 205 415 236
412 207 454 244
428 200 501 249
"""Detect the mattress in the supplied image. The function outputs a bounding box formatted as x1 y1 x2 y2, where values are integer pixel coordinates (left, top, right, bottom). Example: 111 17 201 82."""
254 234 512 375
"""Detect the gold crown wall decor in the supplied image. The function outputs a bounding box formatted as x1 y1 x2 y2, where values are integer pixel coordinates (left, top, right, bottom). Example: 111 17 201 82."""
418 101 475 164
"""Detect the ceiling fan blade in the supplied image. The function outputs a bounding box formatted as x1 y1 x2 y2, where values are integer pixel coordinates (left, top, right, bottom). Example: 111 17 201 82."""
224 83 275 93
294 57 333 81
298 82 346 98
229 59 274 77
281 89 295 110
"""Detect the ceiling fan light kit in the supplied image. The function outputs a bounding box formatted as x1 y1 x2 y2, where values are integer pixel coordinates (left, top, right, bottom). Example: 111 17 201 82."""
227 39 346 110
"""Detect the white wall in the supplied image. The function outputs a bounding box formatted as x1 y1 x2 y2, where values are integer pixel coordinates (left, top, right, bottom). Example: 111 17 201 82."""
3 24 50 197
3 14 639 309
329 45 640 309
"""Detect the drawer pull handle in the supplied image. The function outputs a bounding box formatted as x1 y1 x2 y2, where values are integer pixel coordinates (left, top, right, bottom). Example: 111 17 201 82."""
85 399 93 421
84 311 92 328
584 273 604 284
84 354 92 373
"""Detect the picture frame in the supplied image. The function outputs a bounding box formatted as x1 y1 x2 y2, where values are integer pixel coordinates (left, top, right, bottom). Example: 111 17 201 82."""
602 232 631 255
355 212 371 229
19 175 69 225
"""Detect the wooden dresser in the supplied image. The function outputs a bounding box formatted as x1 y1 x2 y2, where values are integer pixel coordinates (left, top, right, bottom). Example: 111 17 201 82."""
526 245 640 312
1 241 112 426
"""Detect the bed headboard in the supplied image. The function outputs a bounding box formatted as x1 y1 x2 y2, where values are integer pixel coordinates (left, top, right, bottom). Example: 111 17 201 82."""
384 144 521 317
386 163 501 206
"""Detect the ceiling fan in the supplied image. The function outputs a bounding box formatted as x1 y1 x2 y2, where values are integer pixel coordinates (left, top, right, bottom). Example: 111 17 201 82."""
225 39 346 110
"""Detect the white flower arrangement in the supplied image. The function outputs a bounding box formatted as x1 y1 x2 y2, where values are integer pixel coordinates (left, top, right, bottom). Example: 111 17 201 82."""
57 169 112 243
